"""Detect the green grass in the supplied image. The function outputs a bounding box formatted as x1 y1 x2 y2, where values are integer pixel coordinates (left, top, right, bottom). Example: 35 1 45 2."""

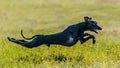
0 0 120 68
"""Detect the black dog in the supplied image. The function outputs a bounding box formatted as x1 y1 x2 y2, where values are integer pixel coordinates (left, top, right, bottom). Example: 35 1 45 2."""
8 16 102 48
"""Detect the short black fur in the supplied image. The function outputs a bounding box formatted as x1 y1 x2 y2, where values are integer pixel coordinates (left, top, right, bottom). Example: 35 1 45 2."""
8 16 102 48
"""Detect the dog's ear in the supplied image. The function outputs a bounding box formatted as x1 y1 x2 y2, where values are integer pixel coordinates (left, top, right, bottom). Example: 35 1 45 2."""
89 17 92 20
84 16 89 22
84 16 92 22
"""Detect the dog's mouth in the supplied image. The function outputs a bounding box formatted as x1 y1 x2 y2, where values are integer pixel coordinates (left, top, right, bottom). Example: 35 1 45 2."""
92 28 102 34
92 26 102 34
93 29 99 34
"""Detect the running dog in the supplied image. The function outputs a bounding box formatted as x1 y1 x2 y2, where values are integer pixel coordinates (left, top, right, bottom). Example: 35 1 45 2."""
8 16 102 48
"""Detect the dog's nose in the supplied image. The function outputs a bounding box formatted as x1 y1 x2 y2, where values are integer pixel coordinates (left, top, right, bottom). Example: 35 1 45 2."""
99 27 102 30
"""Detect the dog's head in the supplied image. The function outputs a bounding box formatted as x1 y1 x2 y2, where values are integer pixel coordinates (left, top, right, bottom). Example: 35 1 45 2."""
84 16 102 33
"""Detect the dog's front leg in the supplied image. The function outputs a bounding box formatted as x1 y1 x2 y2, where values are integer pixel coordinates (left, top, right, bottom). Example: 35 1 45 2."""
76 33 96 44
81 33 96 44
80 36 96 44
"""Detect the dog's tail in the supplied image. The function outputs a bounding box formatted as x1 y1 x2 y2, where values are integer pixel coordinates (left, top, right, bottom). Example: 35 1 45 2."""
21 30 39 40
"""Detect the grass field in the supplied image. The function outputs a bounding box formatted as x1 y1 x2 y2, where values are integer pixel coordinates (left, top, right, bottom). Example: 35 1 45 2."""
0 0 120 68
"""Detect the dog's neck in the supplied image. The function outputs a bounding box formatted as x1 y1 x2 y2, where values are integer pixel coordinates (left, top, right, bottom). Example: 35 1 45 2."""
77 22 88 32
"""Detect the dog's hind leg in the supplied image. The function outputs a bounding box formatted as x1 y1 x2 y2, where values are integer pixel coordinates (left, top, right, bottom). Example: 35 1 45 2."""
8 35 44 48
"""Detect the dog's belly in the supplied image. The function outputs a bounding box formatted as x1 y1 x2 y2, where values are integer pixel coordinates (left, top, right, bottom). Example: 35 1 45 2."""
63 36 76 46
44 33 76 46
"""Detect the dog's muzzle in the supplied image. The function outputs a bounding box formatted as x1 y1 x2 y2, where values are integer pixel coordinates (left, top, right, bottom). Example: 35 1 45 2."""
98 26 102 30
93 26 102 34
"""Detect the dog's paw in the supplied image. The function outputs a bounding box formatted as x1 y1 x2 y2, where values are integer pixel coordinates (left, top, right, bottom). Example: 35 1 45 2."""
7 37 11 41
7 37 16 42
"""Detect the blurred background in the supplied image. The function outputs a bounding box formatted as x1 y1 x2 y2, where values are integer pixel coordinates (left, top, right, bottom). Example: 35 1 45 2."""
0 0 120 68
